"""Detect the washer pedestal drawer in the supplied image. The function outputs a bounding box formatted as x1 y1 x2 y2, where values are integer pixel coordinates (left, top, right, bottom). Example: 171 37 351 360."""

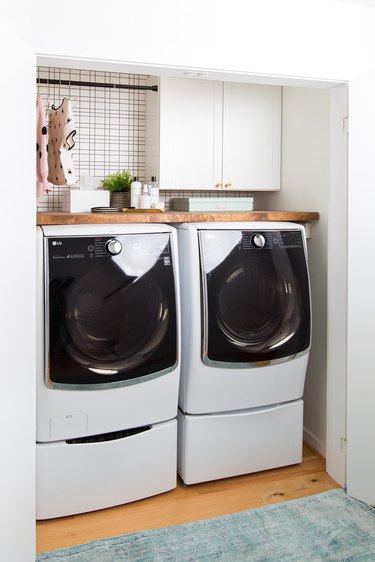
177 401 303 485
37 419 177 519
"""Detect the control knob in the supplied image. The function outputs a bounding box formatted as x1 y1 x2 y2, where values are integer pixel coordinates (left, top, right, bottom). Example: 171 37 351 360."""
106 238 122 255
251 233 266 249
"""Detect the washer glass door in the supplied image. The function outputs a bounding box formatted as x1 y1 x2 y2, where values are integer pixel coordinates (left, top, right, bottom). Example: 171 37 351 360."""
46 233 177 388
199 229 311 365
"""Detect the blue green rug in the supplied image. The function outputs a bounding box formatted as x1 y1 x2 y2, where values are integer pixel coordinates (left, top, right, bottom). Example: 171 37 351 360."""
36 489 375 561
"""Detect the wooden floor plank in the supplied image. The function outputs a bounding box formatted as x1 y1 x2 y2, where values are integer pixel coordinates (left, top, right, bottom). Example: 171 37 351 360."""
253 471 339 505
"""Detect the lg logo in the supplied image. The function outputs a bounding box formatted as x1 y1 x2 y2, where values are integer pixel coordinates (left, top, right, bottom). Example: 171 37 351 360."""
52 241 63 246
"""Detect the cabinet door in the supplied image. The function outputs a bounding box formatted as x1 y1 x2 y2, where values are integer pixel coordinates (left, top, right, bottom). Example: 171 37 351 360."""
159 77 222 190
222 83 281 190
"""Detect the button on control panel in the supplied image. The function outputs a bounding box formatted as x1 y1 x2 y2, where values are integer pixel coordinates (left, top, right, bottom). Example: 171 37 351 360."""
106 239 122 255
250 233 266 249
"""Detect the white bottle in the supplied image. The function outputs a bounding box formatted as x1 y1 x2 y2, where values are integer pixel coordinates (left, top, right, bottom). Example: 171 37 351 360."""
130 176 142 208
149 176 159 209
140 184 151 209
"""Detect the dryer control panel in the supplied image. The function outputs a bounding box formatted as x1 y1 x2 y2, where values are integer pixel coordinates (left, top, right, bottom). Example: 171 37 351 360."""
241 230 304 250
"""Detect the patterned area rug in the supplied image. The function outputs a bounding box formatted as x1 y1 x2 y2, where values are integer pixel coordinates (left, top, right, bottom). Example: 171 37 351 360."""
36 489 375 561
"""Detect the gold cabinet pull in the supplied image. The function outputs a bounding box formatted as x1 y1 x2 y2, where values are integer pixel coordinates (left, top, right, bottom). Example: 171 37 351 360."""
215 183 223 188
224 183 232 188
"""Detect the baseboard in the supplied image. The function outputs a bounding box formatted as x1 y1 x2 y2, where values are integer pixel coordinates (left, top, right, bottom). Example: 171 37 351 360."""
303 426 326 458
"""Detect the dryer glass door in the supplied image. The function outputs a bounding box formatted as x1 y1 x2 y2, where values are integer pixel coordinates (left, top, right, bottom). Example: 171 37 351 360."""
46 233 177 388
199 229 311 365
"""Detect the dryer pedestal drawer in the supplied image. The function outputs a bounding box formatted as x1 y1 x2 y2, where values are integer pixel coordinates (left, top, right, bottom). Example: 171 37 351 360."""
37 419 177 519
177 401 303 485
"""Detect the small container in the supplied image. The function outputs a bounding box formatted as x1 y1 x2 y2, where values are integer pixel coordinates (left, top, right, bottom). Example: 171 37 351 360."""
130 177 142 208
140 184 151 209
62 189 110 212
149 176 159 209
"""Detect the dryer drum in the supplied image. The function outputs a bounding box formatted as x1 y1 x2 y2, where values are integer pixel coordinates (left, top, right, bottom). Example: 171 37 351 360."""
202 242 311 364
62 264 169 372
216 257 302 352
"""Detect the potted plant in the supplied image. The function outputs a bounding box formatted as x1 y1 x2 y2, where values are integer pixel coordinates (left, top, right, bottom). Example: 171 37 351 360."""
101 169 133 208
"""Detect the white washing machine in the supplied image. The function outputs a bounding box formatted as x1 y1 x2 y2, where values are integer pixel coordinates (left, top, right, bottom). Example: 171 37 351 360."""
36 224 180 518
176 222 311 484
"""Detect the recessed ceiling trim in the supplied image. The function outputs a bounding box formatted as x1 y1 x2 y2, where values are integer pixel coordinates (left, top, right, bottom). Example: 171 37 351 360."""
36 53 347 89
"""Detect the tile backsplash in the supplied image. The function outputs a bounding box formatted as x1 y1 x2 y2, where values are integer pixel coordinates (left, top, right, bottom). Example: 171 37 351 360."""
37 66 252 211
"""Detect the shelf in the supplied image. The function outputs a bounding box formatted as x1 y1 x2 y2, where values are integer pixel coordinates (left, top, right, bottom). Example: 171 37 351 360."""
36 210 319 226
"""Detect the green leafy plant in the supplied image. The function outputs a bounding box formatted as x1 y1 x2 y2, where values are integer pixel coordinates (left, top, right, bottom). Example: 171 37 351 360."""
101 170 133 192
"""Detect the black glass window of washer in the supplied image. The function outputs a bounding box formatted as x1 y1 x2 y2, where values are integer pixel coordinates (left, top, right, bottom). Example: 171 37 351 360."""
47 234 177 385
199 230 311 364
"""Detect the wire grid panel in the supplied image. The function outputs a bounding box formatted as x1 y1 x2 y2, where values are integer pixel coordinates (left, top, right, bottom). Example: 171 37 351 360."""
37 67 148 211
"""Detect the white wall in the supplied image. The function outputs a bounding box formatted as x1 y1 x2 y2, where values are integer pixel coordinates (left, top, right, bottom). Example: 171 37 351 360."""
0 20 36 562
326 84 348 487
8 0 372 82
256 88 331 456
346 71 375 504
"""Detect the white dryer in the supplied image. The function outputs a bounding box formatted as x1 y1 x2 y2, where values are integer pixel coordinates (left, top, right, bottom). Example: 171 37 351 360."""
36 224 180 518
176 222 311 484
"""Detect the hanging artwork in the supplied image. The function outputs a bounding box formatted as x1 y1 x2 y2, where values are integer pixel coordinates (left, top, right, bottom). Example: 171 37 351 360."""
47 97 78 186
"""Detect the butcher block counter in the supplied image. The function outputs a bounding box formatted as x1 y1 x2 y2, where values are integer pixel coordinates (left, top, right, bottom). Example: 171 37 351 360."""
37 210 319 225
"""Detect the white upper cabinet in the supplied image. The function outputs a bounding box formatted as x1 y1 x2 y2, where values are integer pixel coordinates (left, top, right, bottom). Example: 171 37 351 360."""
222 82 281 190
146 77 281 191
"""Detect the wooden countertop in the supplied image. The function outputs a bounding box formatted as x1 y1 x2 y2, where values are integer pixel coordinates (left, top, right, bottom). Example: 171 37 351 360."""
37 210 319 225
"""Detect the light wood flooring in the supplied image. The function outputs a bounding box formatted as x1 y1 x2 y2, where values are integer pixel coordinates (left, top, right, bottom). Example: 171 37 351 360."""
36 443 340 553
